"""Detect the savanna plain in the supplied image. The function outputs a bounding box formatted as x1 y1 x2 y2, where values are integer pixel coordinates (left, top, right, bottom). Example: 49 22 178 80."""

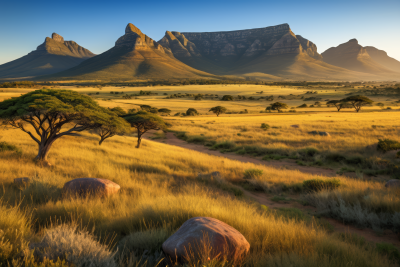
1 82 400 267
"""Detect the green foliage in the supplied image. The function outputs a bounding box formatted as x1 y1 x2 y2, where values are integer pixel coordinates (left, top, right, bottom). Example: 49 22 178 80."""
300 147 319 157
377 139 400 152
157 108 171 115
0 141 22 155
221 95 233 101
212 141 236 150
340 95 373 112
0 81 37 88
376 242 400 264
261 123 270 130
303 179 340 192
186 108 198 116
108 106 127 116
209 106 227 116
269 102 288 111
244 168 263 179
297 104 308 108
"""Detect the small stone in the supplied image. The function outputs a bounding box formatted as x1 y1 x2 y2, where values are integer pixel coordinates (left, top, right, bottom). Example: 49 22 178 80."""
319 131 330 136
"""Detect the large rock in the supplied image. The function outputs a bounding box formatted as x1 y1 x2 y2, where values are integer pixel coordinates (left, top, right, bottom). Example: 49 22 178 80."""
63 178 120 197
162 217 250 264
385 179 400 188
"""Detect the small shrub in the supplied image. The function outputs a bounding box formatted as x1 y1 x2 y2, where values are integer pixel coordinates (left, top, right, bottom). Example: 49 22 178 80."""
325 153 346 162
261 123 270 130
30 224 116 267
212 141 236 150
244 168 263 179
376 242 400 263
303 179 340 192
186 108 198 116
0 142 22 155
300 147 319 157
397 151 400 158
187 136 207 144
377 139 400 152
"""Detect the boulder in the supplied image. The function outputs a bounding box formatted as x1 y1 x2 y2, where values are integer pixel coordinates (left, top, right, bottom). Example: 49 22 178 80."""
162 217 250 264
197 171 222 182
291 125 300 128
63 178 120 197
385 179 400 188
308 131 318 135
14 177 30 185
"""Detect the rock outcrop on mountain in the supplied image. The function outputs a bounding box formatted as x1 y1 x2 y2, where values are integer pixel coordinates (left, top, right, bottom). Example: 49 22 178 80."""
158 23 325 74
321 39 399 75
0 33 94 78
43 23 212 80
158 25 384 80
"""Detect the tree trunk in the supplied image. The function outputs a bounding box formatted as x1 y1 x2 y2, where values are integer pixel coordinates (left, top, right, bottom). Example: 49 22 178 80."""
35 141 53 166
99 138 105 145
136 135 142 148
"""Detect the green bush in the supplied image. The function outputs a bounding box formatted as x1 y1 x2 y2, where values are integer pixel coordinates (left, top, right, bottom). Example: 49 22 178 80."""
300 147 319 157
186 108 198 116
376 242 400 264
221 95 233 101
212 141 236 150
325 153 346 162
397 151 400 158
377 139 400 152
0 142 22 155
261 123 270 130
244 168 263 179
303 179 340 192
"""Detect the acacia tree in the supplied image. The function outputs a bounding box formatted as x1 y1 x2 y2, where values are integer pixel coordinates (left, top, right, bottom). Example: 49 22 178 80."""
124 111 167 148
0 89 129 164
270 102 288 112
209 106 227 116
327 100 346 111
340 95 373 112
96 115 130 145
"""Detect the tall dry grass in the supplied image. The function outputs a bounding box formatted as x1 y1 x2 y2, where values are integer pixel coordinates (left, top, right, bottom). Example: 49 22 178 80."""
0 125 398 266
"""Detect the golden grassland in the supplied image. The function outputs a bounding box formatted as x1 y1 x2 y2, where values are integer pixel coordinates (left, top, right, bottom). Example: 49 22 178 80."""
1 85 400 266
0 127 399 266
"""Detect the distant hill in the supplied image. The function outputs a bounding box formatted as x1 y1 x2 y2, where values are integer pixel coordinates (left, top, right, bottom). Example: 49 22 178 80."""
0 33 94 78
158 25 386 81
321 39 400 77
42 24 213 81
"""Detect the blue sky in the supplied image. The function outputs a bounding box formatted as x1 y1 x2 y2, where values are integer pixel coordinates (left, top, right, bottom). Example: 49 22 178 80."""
1 0 399 65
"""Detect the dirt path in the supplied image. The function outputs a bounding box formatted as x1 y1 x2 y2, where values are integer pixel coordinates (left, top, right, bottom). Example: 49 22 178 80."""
150 132 336 177
146 132 400 247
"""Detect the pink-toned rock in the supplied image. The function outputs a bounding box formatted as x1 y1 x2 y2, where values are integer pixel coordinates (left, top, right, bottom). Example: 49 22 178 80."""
162 217 250 264
63 178 120 197
14 177 30 185
385 179 400 188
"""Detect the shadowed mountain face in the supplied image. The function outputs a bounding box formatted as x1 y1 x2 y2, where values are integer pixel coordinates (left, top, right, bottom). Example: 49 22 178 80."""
43 24 212 80
321 39 400 75
0 33 94 78
157 25 380 80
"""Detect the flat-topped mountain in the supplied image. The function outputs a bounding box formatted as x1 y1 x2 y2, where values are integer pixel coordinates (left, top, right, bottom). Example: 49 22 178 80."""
44 23 212 80
0 33 94 78
321 39 400 75
158 25 382 80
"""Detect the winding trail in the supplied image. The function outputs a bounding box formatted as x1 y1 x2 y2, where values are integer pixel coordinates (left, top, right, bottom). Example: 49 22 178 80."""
146 132 400 247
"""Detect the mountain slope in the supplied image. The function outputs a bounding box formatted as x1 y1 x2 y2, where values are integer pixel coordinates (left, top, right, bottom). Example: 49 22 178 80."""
0 33 94 78
364 46 400 73
321 39 398 76
42 24 212 81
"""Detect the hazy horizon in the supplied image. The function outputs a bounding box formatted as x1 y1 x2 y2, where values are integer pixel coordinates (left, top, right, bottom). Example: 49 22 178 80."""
1 0 399 65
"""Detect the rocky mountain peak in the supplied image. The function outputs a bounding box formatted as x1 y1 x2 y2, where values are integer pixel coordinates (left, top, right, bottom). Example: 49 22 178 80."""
348 38 359 44
125 23 142 35
51 33 64 43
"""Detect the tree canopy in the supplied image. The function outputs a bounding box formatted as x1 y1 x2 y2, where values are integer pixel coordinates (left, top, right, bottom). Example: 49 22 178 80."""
124 111 167 148
221 95 233 101
269 102 288 112
0 89 129 164
340 95 373 112
186 108 198 116
109 106 127 116
326 100 346 112
158 108 172 115
209 106 227 116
